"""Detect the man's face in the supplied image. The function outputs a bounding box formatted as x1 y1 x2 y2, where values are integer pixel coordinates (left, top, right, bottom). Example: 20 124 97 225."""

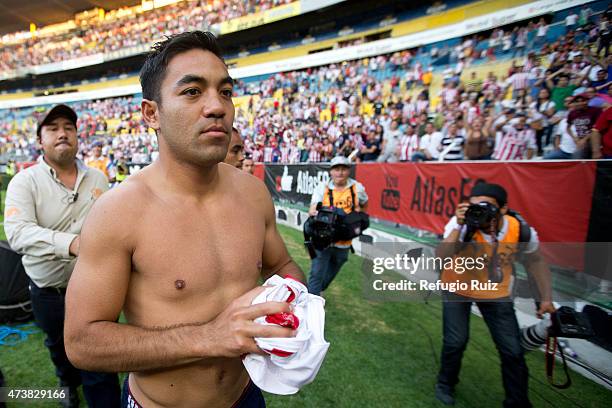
242 158 254 174
143 49 235 167
330 165 350 186
597 71 606 81
93 146 102 157
558 76 569 87
514 117 526 130
224 130 244 169
39 117 78 166
574 98 587 110
469 195 507 230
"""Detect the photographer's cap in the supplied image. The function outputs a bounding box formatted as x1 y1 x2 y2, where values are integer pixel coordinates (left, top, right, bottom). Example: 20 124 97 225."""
37 104 77 137
470 183 508 207
330 156 351 169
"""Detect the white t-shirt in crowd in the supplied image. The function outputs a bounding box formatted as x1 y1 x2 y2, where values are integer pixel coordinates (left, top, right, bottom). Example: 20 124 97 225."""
420 131 443 159
566 13 578 26
556 118 577 154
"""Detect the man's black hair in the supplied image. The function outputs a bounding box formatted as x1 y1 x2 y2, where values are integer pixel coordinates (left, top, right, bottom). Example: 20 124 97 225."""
139 31 224 105
470 182 508 207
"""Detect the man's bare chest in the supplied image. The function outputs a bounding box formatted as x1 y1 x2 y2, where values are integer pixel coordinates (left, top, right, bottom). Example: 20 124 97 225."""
130 203 266 299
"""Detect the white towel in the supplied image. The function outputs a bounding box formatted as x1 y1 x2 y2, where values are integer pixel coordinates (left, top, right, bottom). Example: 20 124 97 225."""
242 275 330 395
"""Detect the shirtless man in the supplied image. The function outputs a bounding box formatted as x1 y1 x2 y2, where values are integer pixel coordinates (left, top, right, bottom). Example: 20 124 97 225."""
223 127 245 169
64 31 305 407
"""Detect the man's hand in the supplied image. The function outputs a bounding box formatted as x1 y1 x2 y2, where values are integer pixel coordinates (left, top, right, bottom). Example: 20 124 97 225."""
455 203 470 225
576 137 588 150
537 301 556 319
69 236 80 256
308 203 318 217
204 286 296 358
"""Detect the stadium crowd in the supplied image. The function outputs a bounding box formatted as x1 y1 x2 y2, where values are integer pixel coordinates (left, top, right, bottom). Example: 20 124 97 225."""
1 4 611 171
0 0 294 71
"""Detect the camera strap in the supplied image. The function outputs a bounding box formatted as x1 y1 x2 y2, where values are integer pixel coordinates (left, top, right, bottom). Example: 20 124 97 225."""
545 334 572 389
326 185 357 211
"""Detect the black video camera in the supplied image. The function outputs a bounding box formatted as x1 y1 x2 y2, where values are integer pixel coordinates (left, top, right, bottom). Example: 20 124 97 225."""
465 202 499 229
303 203 369 259
303 204 343 258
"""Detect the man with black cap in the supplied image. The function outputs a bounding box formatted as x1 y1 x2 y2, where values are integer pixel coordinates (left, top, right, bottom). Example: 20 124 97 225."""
434 182 554 407
307 156 368 295
3 104 121 407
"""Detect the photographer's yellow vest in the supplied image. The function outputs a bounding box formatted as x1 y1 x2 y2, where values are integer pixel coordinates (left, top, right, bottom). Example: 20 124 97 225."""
441 215 520 299
323 185 358 247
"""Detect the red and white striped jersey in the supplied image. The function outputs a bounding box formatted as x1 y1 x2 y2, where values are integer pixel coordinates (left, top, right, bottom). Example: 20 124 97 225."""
289 147 301 163
492 125 537 161
263 146 274 162
308 147 322 162
506 72 530 90
399 134 419 161
252 148 264 162
416 100 430 114
280 146 290 163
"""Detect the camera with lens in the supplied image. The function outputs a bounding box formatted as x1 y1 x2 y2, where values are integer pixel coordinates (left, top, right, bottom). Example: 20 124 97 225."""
303 203 369 259
520 306 594 351
465 202 499 229
303 204 343 258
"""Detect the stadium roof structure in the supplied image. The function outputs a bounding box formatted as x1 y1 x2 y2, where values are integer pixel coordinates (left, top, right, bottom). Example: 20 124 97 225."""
0 0 140 35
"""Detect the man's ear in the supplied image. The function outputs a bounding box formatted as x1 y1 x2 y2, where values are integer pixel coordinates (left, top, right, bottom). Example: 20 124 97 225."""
500 204 508 215
141 99 160 131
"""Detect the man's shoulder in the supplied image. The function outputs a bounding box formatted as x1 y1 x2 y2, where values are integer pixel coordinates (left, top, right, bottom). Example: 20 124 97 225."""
348 178 366 191
84 166 108 183
8 164 40 186
220 163 268 199
93 171 153 215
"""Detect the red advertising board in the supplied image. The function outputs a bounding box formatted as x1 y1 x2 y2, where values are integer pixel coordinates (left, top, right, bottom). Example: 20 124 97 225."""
356 161 597 243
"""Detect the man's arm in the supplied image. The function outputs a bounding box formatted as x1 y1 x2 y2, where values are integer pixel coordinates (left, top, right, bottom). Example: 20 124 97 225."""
522 249 555 317
591 129 602 159
308 183 325 216
259 183 306 283
435 203 469 259
545 69 561 89
65 188 294 372
526 130 537 159
590 110 609 159
4 173 77 259
595 81 612 91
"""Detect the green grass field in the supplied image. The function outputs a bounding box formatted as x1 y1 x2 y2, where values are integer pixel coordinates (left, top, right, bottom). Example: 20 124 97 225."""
1 220 610 407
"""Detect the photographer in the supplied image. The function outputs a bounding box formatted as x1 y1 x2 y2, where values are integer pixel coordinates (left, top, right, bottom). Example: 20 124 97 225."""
307 156 368 296
434 183 554 407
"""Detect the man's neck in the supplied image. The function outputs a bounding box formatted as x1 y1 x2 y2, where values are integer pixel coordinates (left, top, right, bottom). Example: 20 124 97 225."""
44 156 77 177
155 150 221 198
